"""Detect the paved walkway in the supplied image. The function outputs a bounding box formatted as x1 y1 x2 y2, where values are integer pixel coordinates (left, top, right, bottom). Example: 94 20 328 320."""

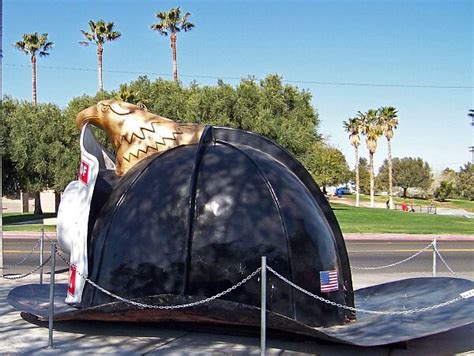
1 274 473 355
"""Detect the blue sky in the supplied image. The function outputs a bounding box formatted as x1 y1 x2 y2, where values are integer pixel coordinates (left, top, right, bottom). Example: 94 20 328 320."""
3 0 473 173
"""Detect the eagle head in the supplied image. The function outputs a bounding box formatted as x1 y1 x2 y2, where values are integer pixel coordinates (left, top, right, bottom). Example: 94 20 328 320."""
76 100 204 176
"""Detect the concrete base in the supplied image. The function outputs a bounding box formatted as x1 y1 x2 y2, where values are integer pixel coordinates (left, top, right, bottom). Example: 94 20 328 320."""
1 274 473 354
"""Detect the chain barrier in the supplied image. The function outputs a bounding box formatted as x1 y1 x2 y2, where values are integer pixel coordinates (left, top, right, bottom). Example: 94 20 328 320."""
435 249 459 277
44 233 55 242
4 234 466 316
0 237 42 270
351 241 434 270
266 265 465 315
56 248 467 315
56 249 261 310
2 256 52 280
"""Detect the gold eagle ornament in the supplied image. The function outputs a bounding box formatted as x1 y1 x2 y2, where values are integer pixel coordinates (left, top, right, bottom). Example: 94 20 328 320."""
76 100 204 176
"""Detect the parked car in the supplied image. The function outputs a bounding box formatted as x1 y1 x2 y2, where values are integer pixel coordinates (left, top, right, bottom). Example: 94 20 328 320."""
336 187 352 197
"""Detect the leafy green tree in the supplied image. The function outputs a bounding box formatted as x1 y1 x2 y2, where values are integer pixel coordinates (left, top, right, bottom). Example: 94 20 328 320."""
343 117 362 207
114 84 139 103
434 180 453 202
6 101 65 213
14 32 53 106
359 109 383 207
455 162 474 200
80 20 121 92
379 106 399 209
1 97 21 197
256 75 319 158
302 142 350 194
63 91 115 152
378 157 432 198
185 80 237 127
113 75 320 160
151 7 194 82
356 157 370 195
114 76 188 119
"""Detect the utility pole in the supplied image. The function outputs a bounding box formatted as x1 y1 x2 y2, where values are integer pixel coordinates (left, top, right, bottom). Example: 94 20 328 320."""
469 110 474 164
0 3 3 276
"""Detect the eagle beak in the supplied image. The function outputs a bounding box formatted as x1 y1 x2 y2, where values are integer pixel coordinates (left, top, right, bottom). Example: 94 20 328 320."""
76 104 100 129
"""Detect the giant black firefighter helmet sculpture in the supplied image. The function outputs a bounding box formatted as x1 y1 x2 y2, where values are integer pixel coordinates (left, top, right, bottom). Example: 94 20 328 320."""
57 100 354 327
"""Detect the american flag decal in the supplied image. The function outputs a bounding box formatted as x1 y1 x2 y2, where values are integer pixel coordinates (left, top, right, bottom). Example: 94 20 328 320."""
320 270 339 293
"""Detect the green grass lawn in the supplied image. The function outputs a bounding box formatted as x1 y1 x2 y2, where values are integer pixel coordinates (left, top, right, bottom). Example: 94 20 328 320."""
3 208 473 235
2 213 57 232
332 203 474 234
449 199 474 212
2 224 57 232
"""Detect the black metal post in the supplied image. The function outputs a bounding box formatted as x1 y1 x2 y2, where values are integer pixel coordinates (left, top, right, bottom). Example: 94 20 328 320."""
47 242 56 349
39 229 44 284
260 256 266 356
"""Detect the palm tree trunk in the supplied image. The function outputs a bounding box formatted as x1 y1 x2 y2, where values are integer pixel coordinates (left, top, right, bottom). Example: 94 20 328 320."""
388 138 394 209
31 56 37 106
369 151 375 208
355 146 360 207
171 33 178 82
97 46 104 92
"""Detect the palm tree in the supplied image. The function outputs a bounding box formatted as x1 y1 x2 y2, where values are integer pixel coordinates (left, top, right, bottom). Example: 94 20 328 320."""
14 33 53 214
14 32 53 106
380 106 399 209
343 117 362 207
151 7 194 82
80 20 121 92
359 109 383 208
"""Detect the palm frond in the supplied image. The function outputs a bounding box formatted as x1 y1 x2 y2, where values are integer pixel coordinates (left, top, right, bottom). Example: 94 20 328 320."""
14 41 29 54
182 22 194 32
88 20 96 31
80 30 95 42
42 41 54 51
14 32 53 57
151 7 194 35
106 30 121 41
156 11 168 21
151 23 169 36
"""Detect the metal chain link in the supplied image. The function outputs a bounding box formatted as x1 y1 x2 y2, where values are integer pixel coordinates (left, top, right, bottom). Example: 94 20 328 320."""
55 249 465 315
267 265 464 315
0 237 42 270
87 267 261 309
43 233 55 241
435 249 459 277
351 242 434 270
56 250 261 310
2 256 52 280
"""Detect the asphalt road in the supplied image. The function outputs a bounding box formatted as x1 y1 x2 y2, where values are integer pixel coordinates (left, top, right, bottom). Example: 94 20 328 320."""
347 240 474 279
2 238 70 276
2 239 473 280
